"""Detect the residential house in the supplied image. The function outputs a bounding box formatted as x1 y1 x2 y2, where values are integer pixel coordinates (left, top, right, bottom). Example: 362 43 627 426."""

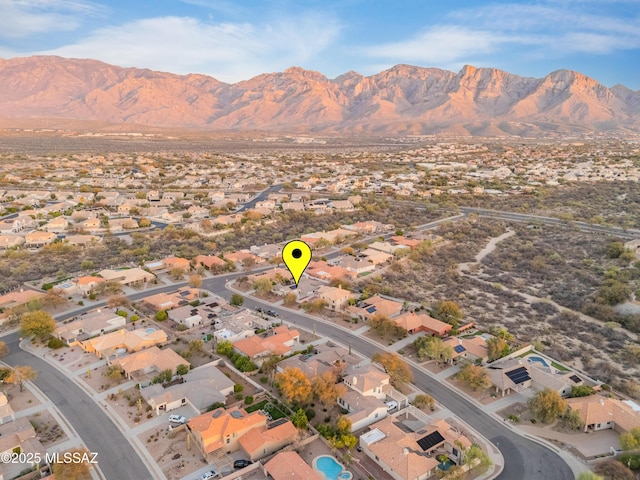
393 312 452 336
442 336 489 364
75 276 106 295
0 289 46 316
42 216 69 233
168 305 204 329
162 256 191 273
187 406 267 460
78 328 168 359
142 287 199 312
368 241 409 255
0 418 46 475
276 343 364 378
233 326 299 365
359 417 438 480
0 235 25 250
141 362 234 415
55 308 126 343
349 295 404 321
566 396 640 433
24 231 57 248
0 215 34 234
281 201 305 211
78 217 101 232
193 255 228 271
361 248 394 265
249 243 282 259
307 260 357 282
224 250 265 267
264 451 322 480
238 420 298 461
487 359 533 396
0 393 15 425
317 285 353 311
113 346 189 384
98 268 156 287
335 256 376 276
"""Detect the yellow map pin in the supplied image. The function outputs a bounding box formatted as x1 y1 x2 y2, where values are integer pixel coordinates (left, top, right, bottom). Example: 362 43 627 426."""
282 240 312 287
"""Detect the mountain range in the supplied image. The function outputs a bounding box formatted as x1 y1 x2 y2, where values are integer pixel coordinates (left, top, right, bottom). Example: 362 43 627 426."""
0 56 639 136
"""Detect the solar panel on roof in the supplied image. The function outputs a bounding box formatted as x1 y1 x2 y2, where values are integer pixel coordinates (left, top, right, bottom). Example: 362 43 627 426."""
569 374 581 383
180 291 189 297
453 345 466 353
366 306 377 314
417 431 445 451
506 366 531 385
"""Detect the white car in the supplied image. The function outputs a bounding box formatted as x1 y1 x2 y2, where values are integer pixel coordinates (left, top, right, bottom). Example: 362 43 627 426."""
386 401 398 411
169 414 187 424
200 469 218 480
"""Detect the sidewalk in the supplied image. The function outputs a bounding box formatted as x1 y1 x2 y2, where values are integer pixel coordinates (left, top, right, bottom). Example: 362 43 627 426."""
20 341 167 480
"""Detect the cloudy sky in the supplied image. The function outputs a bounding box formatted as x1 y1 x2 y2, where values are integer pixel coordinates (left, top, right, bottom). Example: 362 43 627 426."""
1 0 639 88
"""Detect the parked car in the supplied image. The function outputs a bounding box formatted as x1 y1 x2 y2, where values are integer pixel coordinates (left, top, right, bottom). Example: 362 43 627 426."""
266 310 279 317
169 414 187 424
200 470 218 480
385 401 398 411
234 459 252 469
255 306 264 313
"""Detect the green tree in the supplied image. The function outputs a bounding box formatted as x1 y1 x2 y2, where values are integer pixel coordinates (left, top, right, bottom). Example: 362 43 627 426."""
414 336 453 364
155 310 168 321
283 293 298 307
487 337 510 362
576 473 603 480
563 408 584 430
176 364 189 376
456 364 490 391
371 352 413 388
620 427 640 450
20 310 56 340
412 394 435 410
216 340 234 357
276 367 312 405
528 388 567 424
462 444 492 473
230 293 244 306
253 278 273 295
105 365 122 380
291 408 309 430
6 365 37 392
571 385 594 397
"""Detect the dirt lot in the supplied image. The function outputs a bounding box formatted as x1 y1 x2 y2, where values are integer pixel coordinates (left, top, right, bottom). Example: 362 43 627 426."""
28 410 68 446
83 363 128 393
141 424 208 480
105 386 155 428
1 384 41 411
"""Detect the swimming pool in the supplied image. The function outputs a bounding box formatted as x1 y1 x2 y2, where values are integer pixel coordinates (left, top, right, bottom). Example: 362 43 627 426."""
313 455 352 480
527 356 550 368
145 328 156 334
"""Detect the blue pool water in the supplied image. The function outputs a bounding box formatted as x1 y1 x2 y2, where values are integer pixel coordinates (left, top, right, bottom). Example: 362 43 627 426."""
145 328 156 334
528 356 549 367
438 460 454 471
314 456 352 480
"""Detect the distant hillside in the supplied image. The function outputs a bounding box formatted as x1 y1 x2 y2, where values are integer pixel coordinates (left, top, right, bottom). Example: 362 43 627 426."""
0 56 638 136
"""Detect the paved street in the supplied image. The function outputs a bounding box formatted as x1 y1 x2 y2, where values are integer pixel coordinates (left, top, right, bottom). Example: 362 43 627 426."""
205 275 575 480
4 341 154 480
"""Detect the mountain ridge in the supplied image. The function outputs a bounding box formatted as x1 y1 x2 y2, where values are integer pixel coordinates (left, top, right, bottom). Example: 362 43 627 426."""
0 55 638 136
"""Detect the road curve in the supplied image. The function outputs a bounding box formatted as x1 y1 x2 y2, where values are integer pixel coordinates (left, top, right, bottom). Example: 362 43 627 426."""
202 275 575 480
4 333 154 480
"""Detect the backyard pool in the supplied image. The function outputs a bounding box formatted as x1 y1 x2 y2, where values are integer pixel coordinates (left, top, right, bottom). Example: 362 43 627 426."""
145 328 157 334
313 455 352 480
527 356 550 368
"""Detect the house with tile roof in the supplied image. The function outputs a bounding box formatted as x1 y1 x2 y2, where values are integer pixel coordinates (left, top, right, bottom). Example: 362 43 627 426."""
566 396 640 433
264 451 322 480
187 406 267 460
442 336 489 364
78 328 167 359
238 419 298 461
317 285 354 311
232 326 299 365
24 231 57 248
393 312 452 336
349 295 404 321
98 267 156 286
193 254 228 271
55 308 126 343
141 362 234 415
75 275 106 295
113 346 189 383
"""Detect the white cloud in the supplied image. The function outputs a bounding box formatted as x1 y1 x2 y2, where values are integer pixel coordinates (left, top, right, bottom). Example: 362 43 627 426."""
0 0 103 39
363 2 640 66
30 13 341 82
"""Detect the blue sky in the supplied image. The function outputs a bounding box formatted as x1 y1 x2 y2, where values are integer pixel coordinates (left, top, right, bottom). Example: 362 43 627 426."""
1 0 639 89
